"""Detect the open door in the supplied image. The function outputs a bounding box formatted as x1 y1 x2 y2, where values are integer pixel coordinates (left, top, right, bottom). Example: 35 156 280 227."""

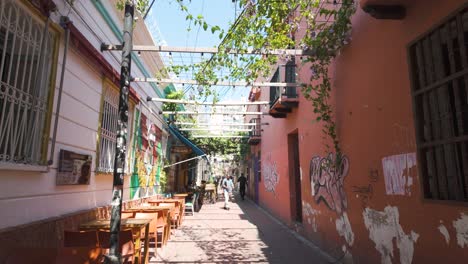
288 132 302 222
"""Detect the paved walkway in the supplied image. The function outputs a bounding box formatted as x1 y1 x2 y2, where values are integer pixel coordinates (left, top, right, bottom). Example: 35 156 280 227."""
150 195 330 263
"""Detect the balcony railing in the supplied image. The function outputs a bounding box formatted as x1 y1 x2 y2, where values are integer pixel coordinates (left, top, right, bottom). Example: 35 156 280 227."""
269 61 299 118
248 118 261 145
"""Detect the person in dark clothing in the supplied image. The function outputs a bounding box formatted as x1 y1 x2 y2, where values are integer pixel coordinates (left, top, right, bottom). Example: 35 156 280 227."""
237 173 247 200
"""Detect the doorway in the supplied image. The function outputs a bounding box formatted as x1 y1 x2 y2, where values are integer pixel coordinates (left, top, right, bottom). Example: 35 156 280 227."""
288 132 302 223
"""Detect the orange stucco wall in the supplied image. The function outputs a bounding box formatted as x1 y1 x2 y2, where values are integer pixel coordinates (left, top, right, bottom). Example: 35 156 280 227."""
254 1 468 263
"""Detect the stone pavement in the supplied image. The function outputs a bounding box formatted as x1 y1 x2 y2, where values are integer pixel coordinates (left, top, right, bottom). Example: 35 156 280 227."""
149 195 332 263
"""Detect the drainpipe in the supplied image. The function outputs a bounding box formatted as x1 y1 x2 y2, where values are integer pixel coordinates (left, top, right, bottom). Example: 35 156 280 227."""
48 16 70 165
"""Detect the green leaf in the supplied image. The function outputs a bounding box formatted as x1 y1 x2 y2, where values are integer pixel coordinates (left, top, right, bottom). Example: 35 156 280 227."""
203 22 208 31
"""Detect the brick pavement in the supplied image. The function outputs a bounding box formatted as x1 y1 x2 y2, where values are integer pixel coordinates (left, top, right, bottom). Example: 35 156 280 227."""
149 195 333 264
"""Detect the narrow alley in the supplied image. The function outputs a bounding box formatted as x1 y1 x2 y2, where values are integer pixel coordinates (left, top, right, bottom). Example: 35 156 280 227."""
153 195 332 264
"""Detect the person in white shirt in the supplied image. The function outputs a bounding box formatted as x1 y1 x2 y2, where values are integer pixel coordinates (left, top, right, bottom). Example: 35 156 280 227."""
222 175 234 210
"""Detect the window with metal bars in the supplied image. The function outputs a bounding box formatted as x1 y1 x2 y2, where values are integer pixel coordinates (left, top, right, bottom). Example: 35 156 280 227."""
0 0 56 165
97 86 133 173
408 4 468 201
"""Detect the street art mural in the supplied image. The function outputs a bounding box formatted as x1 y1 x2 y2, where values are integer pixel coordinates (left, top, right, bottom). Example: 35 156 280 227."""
263 153 279 194
309 153 349 214
382 152 417 196
130 111 162 199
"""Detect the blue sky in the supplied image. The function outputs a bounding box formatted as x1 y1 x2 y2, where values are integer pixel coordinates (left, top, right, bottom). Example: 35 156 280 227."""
146 0 248 101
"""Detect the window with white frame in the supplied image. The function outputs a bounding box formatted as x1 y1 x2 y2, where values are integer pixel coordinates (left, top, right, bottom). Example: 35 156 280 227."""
0 0 57 165
97 85 133 173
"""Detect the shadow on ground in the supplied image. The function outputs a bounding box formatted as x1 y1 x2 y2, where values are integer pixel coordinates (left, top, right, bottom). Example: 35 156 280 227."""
150 192 330 264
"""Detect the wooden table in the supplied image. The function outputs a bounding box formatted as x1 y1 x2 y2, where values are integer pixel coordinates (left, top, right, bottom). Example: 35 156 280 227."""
125 205 173 244
79 218 151 264
147 199 184 227
173 193 189 198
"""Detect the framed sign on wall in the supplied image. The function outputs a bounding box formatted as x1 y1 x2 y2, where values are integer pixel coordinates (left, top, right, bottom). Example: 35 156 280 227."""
56 149 92 185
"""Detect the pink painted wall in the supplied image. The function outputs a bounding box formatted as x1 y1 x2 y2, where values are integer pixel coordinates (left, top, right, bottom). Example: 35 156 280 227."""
255 1 468 263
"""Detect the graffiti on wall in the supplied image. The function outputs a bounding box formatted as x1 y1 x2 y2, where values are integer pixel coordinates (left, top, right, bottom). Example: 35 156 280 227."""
263 153 279 194
363 206 419 264
310 153 349 214
382 152 417 196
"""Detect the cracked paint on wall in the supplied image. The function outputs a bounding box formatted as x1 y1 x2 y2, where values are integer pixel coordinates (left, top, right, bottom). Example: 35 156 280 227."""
336 212 355 246
438 224 450 245
363 206 419 264
382 153 417 196
453 213 468 248
303 202 320 232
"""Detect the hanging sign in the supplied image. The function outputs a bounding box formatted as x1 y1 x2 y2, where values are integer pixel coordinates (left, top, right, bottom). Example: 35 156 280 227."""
56 149 92 185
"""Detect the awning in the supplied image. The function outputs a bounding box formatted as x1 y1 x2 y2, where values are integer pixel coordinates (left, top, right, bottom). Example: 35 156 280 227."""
168 125 206 157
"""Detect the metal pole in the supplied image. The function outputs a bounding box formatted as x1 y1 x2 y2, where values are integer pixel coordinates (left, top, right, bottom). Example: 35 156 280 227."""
106 2 133 264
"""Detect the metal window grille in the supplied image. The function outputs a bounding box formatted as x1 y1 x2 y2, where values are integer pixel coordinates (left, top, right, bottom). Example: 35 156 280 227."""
408 4 468 201
269 69 280 107
98 87 119 173
97 86 133 173
284 59 297 98
0 0 55 165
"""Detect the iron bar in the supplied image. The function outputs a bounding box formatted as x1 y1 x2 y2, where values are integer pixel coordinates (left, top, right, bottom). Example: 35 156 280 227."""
106 2 133 263
164 154 206 168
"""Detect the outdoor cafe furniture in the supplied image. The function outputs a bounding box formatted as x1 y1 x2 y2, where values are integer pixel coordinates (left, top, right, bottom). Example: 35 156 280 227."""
98 229 135 264
147 199 182 228
124 205 172 246
79 218 151 264
64 230 99 247
204 183 217 204
4 247 103 264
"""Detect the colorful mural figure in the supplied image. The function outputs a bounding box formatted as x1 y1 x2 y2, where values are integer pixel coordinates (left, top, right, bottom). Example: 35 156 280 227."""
310 153 349 214
130 110 162 199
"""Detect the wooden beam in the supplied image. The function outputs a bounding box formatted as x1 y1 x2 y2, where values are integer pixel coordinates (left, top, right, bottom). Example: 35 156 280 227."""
191 135 250 138
134 77 298 87
174 122 268 126
147 97 270 105
179 128 257 132
102 44 312 56
162 111 266 115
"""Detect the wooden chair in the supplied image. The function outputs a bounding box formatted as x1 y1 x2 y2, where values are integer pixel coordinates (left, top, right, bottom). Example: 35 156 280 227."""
64 230 99 247
134 212 159 249
4 248 57 264
98 230 135 264
55 247 103 264
185 192 198 216
122 211 136 219
156 209 170 246
160 202 179 229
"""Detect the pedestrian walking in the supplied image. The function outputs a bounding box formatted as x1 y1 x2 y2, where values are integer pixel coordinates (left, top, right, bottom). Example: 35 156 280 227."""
222 175 234 210
237 173 247 200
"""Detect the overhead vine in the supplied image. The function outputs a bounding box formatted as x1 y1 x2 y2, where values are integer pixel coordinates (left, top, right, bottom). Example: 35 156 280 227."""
120 0 356 160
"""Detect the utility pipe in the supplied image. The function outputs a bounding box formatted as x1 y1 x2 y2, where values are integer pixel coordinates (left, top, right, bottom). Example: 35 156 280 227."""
48 16 70 165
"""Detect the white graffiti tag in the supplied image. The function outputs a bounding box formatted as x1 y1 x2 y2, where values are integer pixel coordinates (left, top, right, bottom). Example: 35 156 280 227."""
263 154 279 194
310 153 349 214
